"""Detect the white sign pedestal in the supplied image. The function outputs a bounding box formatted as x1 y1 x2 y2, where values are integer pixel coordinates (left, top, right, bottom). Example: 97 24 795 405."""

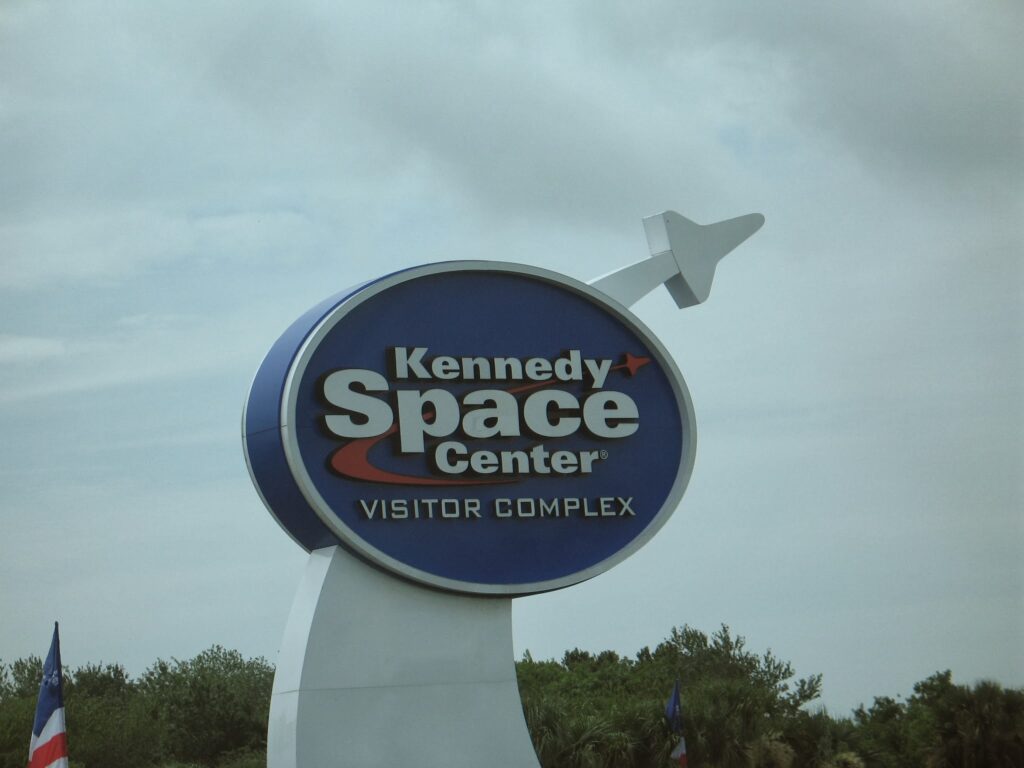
267 546 541 768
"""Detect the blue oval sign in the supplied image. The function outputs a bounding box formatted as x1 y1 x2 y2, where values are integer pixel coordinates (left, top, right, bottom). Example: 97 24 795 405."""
243 262 696 595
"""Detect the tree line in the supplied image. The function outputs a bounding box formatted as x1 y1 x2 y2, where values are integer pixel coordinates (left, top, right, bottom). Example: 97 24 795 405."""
1 625 1020 768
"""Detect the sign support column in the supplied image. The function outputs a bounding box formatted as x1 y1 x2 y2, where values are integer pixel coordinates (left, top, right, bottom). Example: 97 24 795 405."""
268 547 539 768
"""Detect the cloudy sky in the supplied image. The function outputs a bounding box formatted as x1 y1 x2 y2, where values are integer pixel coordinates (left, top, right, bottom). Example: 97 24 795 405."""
1 1 1020 714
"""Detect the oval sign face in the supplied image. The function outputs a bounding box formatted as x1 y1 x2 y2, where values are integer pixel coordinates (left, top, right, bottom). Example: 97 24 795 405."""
243 262 696 595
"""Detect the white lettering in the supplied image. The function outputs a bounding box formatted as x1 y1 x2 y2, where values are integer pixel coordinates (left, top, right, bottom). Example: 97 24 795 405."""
553 349 582 382
396 389 460 452
323 369 393 437
584 358 612 389
434 441 468 473
583 391 639 438
525 358 552 380
392 347 430 379
389 347 614 386
523 390 581 437
431 356 460 379
432 441 603 476
461 390 520 438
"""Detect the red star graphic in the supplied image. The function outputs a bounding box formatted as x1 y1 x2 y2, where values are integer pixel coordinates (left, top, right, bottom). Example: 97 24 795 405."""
623 352 651 376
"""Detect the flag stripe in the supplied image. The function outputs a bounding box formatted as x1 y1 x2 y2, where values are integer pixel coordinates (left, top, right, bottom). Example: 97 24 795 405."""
29 707 66 755
27 733 68 768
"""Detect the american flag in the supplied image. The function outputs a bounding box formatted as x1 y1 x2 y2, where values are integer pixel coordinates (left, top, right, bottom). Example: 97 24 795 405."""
27 623 68 768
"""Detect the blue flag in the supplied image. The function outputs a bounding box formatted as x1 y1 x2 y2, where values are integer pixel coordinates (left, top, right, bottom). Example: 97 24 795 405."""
664 677 683 734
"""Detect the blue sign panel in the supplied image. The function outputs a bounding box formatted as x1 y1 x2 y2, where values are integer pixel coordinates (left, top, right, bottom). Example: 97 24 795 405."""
243 262 696 595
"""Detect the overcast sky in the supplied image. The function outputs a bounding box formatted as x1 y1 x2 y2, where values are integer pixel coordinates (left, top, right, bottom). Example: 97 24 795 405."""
1 1 1021 715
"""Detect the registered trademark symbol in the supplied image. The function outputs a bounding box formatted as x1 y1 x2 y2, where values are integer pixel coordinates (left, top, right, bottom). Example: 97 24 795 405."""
600 450 609 460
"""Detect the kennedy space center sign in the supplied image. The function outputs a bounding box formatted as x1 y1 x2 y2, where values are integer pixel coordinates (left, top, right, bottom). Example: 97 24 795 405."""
243 261 696 595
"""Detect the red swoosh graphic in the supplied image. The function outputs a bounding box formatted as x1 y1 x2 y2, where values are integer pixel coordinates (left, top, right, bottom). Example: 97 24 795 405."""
328 353 650 486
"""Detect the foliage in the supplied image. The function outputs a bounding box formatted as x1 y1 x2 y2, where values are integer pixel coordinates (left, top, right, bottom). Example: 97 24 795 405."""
1 629 1021 767
8 656 43 700
0 647 271 768
518 624 824 768
138 646 273 766
518 627 1023 768
850 671 1024 768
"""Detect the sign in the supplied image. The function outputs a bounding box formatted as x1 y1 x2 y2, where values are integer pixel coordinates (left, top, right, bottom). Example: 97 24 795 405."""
243 261 695 595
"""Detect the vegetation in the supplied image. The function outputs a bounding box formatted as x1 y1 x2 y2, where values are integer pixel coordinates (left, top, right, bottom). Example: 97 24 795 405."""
1 626 1020 767
0 646 270 768
517 625 1023 767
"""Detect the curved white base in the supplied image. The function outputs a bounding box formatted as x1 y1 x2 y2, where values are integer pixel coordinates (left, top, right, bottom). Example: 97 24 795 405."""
268 546 541 768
